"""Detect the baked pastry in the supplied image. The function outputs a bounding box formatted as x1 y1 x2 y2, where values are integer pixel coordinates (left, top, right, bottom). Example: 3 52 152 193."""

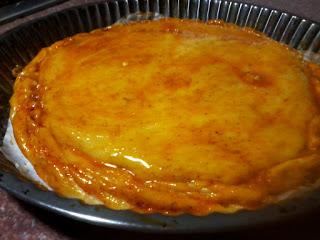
10 18 320 215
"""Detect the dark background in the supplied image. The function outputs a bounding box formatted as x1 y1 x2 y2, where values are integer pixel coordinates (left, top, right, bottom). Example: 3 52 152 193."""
0 0 320 239
0 0 20 7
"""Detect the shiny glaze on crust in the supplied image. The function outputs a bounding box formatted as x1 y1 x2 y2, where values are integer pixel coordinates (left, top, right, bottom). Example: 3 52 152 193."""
10 19 320 215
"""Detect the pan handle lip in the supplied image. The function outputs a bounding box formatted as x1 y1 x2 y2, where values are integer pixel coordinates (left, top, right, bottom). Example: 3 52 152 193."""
0 0 66 25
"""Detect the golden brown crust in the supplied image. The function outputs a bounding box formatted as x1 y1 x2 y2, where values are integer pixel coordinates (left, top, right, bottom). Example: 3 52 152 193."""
10 18 320 215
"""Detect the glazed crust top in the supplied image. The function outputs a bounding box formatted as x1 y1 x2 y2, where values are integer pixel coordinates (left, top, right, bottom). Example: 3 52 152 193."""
10 18 320 215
